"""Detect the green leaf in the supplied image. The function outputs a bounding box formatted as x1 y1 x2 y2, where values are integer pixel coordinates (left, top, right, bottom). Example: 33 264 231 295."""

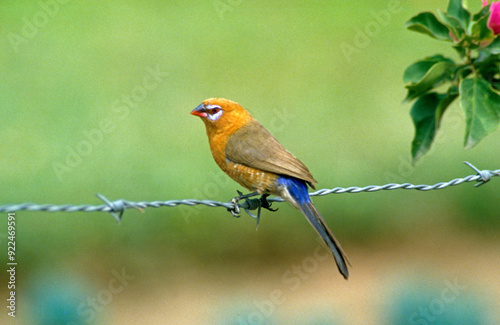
405 12 452 41
453 64 473 80
403 55 452 84
410 90 458 162
485 36 500 54
494 80 500 90
447 0 471 29
438 10 465 40
472 4 491 22
453 45 467 58
404 59 455 101
436 86 459 126
460 77 500 149
468 13 494 41
475 51 499 78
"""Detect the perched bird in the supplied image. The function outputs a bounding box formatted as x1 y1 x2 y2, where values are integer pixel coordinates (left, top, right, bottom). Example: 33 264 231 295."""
191 98 349 279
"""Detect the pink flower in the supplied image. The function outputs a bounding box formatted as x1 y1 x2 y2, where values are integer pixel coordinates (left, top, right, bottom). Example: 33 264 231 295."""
489 1 500 34
483 0 489 6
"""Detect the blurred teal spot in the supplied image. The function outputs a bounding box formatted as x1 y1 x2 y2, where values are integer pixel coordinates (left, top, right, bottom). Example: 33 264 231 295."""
215 303 278 325
388 277 488 325
27 271 97 325
215 301 342 325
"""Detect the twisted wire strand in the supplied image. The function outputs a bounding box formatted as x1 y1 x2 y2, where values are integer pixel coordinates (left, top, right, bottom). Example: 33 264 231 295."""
1 162 498 221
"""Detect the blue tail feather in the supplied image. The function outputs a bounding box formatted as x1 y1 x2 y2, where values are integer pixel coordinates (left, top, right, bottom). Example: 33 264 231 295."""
277 176 349 279
276 176 311 205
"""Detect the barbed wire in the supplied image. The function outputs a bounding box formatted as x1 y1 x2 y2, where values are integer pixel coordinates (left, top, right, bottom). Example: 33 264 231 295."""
1 162 498 222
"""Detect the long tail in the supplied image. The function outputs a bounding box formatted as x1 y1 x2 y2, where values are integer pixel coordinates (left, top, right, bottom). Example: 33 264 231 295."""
276 176 350 279
298 201 350 279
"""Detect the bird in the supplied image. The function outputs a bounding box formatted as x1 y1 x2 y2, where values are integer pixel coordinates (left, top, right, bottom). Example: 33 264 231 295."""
191 98 349 279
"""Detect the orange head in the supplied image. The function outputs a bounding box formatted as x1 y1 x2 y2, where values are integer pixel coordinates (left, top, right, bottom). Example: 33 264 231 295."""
191 98 253 138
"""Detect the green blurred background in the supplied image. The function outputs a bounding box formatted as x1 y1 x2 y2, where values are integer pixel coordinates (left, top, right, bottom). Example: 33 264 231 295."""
1 0 499 324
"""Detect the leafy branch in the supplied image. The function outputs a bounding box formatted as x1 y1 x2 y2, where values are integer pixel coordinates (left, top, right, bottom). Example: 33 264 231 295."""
404 0 500 162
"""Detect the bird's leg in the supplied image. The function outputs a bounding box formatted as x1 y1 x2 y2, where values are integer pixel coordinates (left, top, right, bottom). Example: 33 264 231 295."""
229 192 278 231
253 194 279 231
229 190 259 218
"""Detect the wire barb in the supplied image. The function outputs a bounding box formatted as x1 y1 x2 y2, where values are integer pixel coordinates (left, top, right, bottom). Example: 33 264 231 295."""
0 162 498 222
463 161 492 187
96 194 126 223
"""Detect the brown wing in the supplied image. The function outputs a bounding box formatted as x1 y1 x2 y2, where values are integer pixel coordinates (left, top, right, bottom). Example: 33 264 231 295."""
225 118 317 188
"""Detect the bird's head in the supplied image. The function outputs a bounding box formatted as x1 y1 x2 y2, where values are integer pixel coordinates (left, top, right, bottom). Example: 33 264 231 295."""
191 98 252 135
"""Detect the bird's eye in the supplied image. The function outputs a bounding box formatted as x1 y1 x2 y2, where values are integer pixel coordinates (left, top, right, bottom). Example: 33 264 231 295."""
207 107 220 115
205 105 223 121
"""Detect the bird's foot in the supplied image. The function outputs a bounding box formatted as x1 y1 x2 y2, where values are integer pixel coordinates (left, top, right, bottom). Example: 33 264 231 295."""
259 194 278 212
229 191 258 218
228 192 280 232
229 196 241 217
228 192 279 230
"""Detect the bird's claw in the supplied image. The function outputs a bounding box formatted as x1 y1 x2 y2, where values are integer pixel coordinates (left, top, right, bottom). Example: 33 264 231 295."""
229 190 256 218
228 192 279 231
260 194 278 212
229 196 241 217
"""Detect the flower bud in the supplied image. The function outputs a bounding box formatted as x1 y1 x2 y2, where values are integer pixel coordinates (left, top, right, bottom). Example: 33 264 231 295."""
489 2 500 34
484 1 500 34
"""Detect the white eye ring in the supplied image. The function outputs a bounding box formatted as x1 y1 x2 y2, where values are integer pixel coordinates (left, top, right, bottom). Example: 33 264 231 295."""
206 105 223 121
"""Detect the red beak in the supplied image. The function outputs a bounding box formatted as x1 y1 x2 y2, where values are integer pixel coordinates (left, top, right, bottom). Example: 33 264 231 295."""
191 103 207 117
